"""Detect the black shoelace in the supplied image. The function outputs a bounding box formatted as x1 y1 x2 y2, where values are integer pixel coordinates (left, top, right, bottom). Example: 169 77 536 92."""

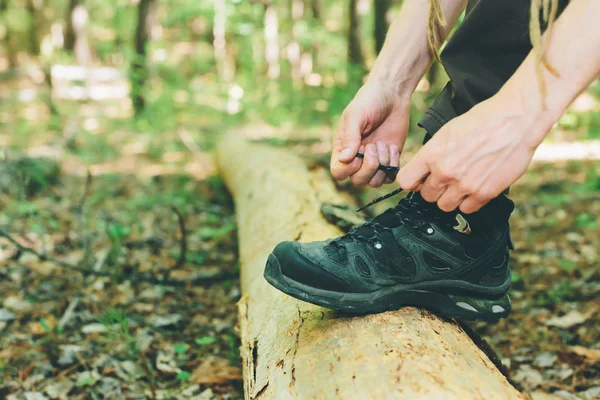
329 195 444 252
355 152 403 212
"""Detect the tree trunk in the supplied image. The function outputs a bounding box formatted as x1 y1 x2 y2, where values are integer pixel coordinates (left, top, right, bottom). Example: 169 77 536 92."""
373 0 392 54
25 0 40 55
216 136 525 400
310 0 321 20
63 0 81 52
0 0 16 67
288 0 304 84
131 0 154 116
263 3 280 80
347 0 364 68
347 0 365 86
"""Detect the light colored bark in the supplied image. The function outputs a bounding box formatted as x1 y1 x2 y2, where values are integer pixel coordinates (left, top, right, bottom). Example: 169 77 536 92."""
216 135 525 400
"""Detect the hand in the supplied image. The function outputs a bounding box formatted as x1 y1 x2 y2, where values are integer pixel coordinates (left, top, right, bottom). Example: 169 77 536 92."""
396 96 556 213
330 80 410 188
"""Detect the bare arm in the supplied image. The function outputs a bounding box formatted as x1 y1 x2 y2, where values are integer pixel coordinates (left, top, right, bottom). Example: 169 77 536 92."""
397 0 600 214
499 0 600 146
331 0 467 187
368 0 468 96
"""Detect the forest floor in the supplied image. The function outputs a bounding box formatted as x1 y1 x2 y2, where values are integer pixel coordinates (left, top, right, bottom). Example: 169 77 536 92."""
1 79 599 399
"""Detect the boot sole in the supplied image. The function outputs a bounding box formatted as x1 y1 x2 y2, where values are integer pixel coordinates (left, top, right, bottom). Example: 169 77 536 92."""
264 254 511 323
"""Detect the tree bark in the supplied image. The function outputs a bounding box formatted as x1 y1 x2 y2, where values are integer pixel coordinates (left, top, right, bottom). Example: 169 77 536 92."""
347 0 365 69
25 0 40 55
131 0 155 116
63 0 82 52
310 0 321 20
374 0 393 54
216 136 525 400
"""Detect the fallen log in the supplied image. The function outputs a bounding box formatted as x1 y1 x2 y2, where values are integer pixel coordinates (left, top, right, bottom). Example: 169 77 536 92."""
216 135 524 400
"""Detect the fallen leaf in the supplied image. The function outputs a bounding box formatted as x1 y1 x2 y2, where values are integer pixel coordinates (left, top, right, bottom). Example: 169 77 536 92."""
567 346 600 363
191 356 242 385
544 310 586 329
514 364 544 390
579 386 600 400
534 352 557 368
0 308 16 321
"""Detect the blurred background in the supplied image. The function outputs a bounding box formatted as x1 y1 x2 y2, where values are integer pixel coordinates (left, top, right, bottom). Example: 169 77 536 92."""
0 0 599 399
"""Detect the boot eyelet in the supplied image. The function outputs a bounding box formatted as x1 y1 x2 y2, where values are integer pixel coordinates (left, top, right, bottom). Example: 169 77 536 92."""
426 227 434 235
373 242 383 250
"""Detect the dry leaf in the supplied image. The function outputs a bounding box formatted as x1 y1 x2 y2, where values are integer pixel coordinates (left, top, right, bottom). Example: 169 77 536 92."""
191 356 242 385
568 345 600 363
544 310 587 329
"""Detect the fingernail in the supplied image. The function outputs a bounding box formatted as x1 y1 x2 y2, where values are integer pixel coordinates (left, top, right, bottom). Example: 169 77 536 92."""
390 145 399 156
377 141 387 154
367 143 377 155
341 149 351 159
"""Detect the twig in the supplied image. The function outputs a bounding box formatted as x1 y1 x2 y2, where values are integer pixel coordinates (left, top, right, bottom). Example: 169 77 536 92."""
0 228 235 285
92 248 109 272
171 206 187 270
0 228 94 274
77 171 92 265
58 297 80 331
140 352 157 400
178 127 203 154
76 170 92 212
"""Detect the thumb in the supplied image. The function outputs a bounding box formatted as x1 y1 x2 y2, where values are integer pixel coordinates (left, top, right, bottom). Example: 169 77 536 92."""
396 146 432 190
337 112 364 163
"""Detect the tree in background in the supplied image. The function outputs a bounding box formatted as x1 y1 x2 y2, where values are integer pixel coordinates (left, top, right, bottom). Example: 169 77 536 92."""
131 0 155 116
63 0 82 52
311 0 322 20
374 0 393 54
25 0 40 54
347 0 366 84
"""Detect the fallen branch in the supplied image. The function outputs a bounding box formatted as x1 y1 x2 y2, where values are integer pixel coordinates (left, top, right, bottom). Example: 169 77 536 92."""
170 206 187 270
0 228 234 286
216 135 524 400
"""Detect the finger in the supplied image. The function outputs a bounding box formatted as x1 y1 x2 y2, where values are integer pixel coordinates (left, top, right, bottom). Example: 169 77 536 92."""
330 137 342 172
384 145 400 184
396 146 431 191
332 145 364 181
420 173 447 203
350 143 379 187
437 185 467 212
369 141 390 188
459 195 486 214
338 112 363 163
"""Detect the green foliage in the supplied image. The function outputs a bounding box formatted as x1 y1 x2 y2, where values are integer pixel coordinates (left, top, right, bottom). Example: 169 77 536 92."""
575 212 597 229
105 222 131 265
174 343 188 355
559 260 579 272
194 224 236 240
195 336 216 346
176 370 191 381
98 308 140 359
2 8 31 33
226 333 240 363
511 271 522 284
535 281 577 306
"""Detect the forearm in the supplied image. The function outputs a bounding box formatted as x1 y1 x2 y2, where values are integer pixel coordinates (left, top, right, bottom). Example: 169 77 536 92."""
498 0 600 145
368 0 467 96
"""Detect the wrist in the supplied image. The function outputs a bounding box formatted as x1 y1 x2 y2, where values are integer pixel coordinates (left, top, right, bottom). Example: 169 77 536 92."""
365 73 416 104
495 83 564 148
368 54 431 98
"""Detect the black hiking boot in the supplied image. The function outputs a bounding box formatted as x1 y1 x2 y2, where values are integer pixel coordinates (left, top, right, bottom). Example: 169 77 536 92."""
264 192 515 322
